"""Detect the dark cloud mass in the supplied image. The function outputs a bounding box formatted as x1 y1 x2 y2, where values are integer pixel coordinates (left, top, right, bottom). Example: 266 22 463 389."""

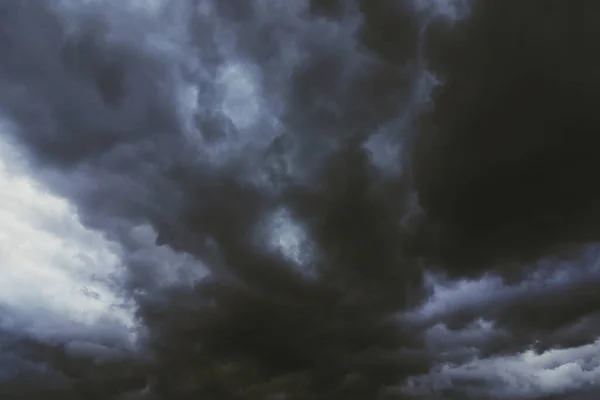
1 0 600 399
414 0 600 276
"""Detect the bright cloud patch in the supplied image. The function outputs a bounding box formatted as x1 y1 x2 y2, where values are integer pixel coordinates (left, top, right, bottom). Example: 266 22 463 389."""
406 338 600 398
0 138 136 347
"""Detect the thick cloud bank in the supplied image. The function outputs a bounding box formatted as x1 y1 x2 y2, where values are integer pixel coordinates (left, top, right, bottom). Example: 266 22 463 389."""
0 0 599 399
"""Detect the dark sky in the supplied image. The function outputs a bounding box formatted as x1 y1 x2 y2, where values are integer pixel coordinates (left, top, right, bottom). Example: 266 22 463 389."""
0 0 599 399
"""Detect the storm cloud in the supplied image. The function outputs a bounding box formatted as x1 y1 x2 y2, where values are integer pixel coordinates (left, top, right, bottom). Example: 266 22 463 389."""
1 0 599 399
413 0 600 276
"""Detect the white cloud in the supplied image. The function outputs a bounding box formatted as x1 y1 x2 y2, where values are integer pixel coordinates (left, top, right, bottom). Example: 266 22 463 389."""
401 257 600 398
403 272 505 324
256 207 317 279
406 339 600 398
0 136 136 347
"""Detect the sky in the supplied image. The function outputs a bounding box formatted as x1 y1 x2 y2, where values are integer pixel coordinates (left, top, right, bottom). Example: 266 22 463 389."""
0 0 599 399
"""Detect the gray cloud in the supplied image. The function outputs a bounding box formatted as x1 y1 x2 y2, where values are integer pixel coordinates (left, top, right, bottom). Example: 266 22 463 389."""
0 0 440 398
2 0 600 399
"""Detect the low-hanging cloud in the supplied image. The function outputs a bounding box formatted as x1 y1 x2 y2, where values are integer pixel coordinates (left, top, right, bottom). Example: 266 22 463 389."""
1 0 600 399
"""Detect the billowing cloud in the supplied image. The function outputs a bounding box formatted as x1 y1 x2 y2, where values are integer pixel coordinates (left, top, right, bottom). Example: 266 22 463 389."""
0 0 599 399
406 338 600 399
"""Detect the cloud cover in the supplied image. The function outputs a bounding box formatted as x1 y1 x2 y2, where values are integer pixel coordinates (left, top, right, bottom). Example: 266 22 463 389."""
0 0 599 399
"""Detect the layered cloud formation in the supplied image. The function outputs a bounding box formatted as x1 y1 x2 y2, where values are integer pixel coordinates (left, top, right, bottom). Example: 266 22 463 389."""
0 0 598 399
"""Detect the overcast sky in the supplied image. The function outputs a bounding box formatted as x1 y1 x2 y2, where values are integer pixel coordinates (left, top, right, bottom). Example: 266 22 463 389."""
0 0 599 399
